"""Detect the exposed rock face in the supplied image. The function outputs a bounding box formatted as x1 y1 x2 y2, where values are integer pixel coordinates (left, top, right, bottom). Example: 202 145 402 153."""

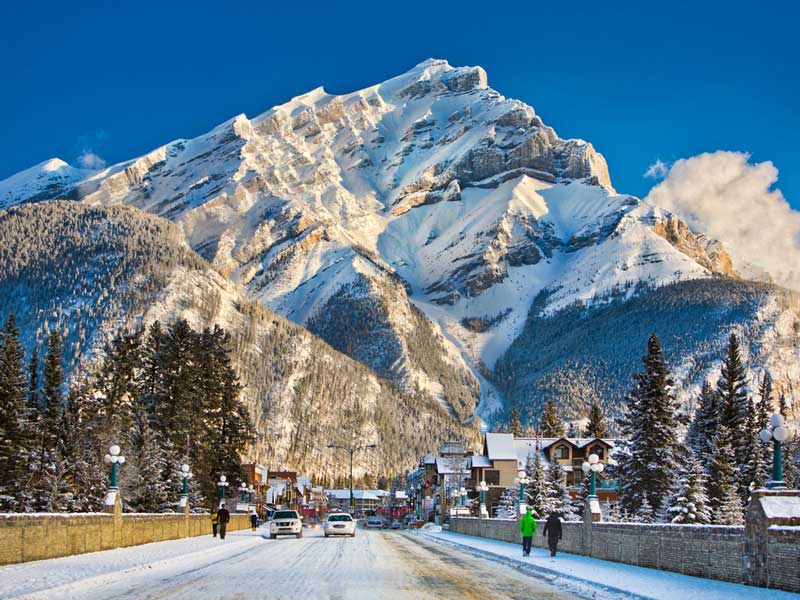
652 215 735 276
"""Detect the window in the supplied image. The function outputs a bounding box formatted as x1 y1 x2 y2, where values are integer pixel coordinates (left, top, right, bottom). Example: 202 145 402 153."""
484 470 500 485
555 445 570 460
328 514 353 522
590 446 604 459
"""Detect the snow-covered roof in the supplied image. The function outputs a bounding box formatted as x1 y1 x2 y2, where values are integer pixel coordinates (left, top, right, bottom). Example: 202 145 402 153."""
485 433 516 460
325 489 382 501
422 454 436 465
394 491 408 500
470 455 492 468
435 456 469 474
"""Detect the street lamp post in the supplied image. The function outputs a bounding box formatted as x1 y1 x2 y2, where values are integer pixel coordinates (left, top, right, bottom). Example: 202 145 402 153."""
479 480 488 518
582 453 605 497
104 444 126 490
514 470 531 513
327 442 377 513
452 488 461 514
248 485 255 504
459 486 466 507
217 475 229 505
178 463 193 497
760 414 793 489
239 482 248 503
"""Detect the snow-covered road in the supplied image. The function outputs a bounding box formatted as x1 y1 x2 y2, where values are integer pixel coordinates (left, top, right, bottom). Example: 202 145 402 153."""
1 528 577 600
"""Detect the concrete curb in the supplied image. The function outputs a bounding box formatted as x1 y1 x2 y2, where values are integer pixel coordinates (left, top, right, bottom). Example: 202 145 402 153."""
418 532 652 600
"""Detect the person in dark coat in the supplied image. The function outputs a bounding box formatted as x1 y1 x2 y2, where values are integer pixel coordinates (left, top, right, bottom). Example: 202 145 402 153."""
217 505 231 540
542 512 562 556
249 510 258 531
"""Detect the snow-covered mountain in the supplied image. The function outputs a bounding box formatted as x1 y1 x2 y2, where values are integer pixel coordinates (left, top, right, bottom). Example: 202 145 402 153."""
2 59 797 424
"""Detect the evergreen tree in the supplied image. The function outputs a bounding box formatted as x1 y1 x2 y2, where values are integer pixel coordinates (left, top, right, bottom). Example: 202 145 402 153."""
61 382 107 511
506 405 522 436
0 314 34 510
617 334 680 516
685 381 719 459
716 334 750 496
127 409 177 512
633 496 655 523
666 458 711 524
540 399 565 437
523 452 549 518
496 486 518 519
585 401 609 438
741 399 768 494
96 327 142 441
706 426 744 524
41 330 65 460
546 459 579 520
777 390 796 488
27 346 39 412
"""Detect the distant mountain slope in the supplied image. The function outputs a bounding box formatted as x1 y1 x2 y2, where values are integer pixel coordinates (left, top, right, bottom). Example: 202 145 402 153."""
496 279 800 421
1 59 797 427
0 201 473 477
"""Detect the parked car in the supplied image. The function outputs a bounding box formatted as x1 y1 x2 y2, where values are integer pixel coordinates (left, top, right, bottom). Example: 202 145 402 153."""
390 519 402 530
366 516 384 529
323 513 356 537
269 510 303 539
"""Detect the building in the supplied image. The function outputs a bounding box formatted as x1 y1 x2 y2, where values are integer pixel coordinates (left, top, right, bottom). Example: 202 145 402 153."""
325 489 386 515
468 433 619 514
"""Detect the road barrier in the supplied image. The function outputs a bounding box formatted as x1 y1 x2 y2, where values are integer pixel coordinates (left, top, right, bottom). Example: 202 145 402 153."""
0 500 251 566
449 488 800 593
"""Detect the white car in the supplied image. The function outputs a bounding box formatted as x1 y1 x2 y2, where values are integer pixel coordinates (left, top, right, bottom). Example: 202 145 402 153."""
323 513 356 537
270 510 303 539
366 516 383 529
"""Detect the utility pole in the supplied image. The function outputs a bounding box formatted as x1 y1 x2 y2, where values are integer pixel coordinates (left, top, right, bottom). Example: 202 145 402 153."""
328 442 377 513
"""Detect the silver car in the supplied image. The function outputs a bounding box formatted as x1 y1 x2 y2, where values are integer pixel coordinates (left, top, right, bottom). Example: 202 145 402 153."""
323 513 356 537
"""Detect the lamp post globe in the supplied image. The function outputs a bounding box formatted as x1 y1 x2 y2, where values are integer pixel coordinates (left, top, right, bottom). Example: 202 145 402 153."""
217 475 229 502
178 463 193 497
582 454 603 497
104 444 125 490
762 414 793 489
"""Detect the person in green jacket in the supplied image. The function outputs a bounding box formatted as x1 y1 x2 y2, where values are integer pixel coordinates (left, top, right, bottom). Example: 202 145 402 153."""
519 507 537 556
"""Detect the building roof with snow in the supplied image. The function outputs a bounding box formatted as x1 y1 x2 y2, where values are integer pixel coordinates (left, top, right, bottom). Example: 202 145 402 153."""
484 432 517 460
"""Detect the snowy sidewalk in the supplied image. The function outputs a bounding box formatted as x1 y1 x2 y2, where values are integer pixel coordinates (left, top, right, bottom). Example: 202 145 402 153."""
419 530 800 600
0 528 264 599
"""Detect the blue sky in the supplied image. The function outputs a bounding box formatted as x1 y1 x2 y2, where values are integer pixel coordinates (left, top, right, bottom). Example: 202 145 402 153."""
1 0 797 204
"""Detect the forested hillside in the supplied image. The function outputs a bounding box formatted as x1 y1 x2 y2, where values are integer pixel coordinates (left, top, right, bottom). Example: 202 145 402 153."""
496 278 800 424
0 201 476 487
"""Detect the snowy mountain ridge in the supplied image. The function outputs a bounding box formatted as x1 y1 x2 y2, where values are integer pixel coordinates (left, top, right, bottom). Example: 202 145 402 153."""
1 59 794 422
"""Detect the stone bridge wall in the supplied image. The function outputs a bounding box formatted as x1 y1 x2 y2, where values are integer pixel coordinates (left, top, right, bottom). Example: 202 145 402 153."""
0 511 251 566
450 489 800 593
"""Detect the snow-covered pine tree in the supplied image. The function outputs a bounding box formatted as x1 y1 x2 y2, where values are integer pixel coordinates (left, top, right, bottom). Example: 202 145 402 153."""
716 334 751 497
585 401 609 438
540 399 565 437
524 452 549 518
632 496 655 523
741 399 768 494
666 458 711 524
27 346 39 413
685 380 719 460
40 330 65 462
616 334 680 517
496 486 518 519
0 314 35 510
96 327 142 443
62 381 107 511
127 409 177 512
777 390 796 488
706 425 744 524
506 405 523 436
546 459 579 520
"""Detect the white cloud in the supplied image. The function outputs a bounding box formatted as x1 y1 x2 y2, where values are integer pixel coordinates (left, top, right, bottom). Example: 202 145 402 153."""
645 151 800 290
644 159 669 179
77 150 106 170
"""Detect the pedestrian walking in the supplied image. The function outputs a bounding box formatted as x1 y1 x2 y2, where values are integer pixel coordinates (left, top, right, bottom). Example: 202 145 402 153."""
210 509 219 537
250 510 258 532
518 507 537 556
218 504 231 540
543 511 563 556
